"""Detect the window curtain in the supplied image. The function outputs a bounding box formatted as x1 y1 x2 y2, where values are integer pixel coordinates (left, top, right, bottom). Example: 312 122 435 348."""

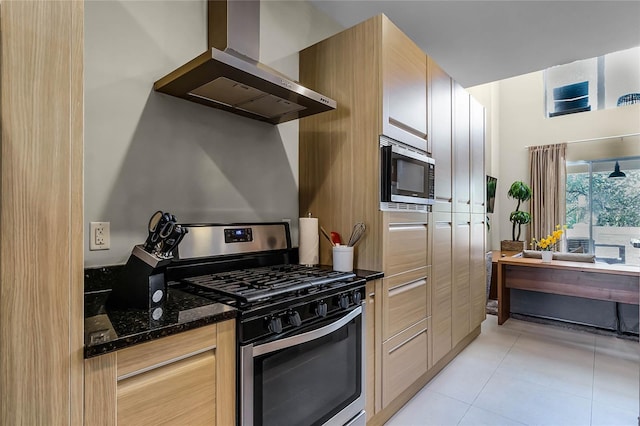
528 143 567 246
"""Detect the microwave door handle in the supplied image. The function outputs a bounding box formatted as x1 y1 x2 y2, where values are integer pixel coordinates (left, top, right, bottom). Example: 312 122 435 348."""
252 306 362 357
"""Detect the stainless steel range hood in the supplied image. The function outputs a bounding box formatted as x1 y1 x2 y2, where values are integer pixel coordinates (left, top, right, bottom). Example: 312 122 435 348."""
153 0 336 125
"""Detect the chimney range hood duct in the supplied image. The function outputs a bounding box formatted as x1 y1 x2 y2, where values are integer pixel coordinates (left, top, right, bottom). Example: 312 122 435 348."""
153 0 336 125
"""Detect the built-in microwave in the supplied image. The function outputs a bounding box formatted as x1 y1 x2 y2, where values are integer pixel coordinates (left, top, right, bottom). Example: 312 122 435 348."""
380 135 435 209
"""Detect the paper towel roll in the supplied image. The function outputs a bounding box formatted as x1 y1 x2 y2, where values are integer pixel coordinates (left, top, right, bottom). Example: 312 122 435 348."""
299 217 319 266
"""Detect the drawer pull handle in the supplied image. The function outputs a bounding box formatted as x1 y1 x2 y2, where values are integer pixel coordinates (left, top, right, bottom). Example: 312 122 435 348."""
389 224 428 229
117 345 216 381
388 328 427 354
389 279 427 296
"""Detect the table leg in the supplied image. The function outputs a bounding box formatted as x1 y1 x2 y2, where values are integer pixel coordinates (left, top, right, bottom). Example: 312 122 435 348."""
497 262 510 325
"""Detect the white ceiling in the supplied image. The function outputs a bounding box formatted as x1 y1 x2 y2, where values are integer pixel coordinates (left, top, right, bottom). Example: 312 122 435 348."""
309 0 640 88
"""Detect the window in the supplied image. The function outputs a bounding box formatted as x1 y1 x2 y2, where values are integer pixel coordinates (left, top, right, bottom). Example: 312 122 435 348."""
565 157 640 265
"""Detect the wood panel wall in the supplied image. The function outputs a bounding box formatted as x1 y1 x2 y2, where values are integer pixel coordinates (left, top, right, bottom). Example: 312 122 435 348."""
0 1 84 423
299 16 384 271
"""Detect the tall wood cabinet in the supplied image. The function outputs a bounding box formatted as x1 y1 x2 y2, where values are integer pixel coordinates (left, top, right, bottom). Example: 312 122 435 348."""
1 1 85 423
452 213 471 346
453 82 471 213
431 212 453 364
428 57 453 212
299 14 484 426
430 67 487 363
382 21 428 152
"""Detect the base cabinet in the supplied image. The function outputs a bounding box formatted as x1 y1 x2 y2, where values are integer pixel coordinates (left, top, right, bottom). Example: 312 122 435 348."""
366 280 381 420
117 351 216 425
381 318 429 408
84 320 235 426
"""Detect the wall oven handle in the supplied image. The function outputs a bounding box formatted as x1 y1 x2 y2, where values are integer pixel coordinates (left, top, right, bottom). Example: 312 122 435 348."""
252 306 362 357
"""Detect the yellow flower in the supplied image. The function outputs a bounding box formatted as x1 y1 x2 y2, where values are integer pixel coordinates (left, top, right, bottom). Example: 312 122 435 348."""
534 224 565 251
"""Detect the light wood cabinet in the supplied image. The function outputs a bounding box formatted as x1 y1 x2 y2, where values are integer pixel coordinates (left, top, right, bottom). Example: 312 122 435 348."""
382 267 429 340
428 57 453 212
84 320 236 426
470 214 487 329
117 351 216 425
299 15 383 272
470 96 486 214
1 2 85 423
379 211 431 412
452 213 471 347
366 279 383 419
382 17 428 152
431 212 453 364
453 82 471 213
299 14 484 425
384 217 428 277
381 318 429 408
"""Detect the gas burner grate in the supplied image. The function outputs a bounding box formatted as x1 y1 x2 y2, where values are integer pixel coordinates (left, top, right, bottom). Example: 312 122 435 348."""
183 264 356 303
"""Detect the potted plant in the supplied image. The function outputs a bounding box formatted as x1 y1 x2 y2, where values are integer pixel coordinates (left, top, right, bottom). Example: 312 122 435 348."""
501 181 531 251
532 225 564 262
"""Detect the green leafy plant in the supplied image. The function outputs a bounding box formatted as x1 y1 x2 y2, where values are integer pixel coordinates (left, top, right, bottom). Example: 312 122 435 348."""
507 181 532 241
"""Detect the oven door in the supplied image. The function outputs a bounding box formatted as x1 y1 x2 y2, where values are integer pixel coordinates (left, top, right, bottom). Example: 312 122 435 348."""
241 305 365 426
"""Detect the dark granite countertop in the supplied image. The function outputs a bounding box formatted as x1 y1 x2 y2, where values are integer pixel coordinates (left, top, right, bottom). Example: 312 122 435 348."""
353 268 384 281
84 267 236 358
83 263 380 359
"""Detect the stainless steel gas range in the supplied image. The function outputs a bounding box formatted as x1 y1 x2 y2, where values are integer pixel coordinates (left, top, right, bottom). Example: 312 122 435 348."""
167 222 366 426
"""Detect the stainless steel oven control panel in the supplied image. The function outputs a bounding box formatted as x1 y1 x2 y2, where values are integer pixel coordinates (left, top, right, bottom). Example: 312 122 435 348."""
177 223 289 259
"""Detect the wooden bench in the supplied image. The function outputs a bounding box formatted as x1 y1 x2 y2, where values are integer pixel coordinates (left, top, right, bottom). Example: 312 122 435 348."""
497 256 639 325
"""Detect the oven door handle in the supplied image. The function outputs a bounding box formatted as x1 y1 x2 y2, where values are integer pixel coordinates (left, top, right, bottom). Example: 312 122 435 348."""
252 306 362 357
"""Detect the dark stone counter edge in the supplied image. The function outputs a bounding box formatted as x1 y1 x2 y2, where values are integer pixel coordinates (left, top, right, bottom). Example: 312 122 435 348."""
353 269 384 281
84 309 237 359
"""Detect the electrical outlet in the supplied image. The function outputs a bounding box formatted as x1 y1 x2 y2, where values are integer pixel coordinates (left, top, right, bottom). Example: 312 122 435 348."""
90 222 110 251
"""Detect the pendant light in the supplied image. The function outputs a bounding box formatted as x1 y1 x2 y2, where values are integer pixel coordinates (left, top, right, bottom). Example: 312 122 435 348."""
608 161 626 178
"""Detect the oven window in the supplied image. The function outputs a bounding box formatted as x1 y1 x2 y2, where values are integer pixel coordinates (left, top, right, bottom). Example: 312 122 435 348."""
396 158 425 193
254 316 362 426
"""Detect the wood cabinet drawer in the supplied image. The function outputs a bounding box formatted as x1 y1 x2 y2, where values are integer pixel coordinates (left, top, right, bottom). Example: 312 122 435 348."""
383 267 428 340
385 222 427 277
382 318 428 407
117 324 217 379
117 351 216 425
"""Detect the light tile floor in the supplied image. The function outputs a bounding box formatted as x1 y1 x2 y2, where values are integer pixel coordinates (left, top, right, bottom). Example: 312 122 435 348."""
386 315 639 426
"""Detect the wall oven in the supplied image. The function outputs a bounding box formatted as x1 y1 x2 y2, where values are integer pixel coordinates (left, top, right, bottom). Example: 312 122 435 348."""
241 304 365 426
380 135 435 209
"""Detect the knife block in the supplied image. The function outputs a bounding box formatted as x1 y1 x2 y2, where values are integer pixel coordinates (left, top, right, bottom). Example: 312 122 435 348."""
107 245 172 319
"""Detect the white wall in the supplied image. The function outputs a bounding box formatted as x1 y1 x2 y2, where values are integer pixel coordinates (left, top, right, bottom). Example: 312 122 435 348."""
84 1 343 267
469 70 640 250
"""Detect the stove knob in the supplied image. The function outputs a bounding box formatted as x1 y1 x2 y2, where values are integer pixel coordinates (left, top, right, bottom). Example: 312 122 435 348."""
352 290 362 305
268 316 283 334
315 301 328 318
288 311 302 327
338 293 350 310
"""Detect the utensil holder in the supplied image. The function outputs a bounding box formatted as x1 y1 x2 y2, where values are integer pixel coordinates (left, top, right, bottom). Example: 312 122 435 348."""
332 245 354 272
107 245 172 318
